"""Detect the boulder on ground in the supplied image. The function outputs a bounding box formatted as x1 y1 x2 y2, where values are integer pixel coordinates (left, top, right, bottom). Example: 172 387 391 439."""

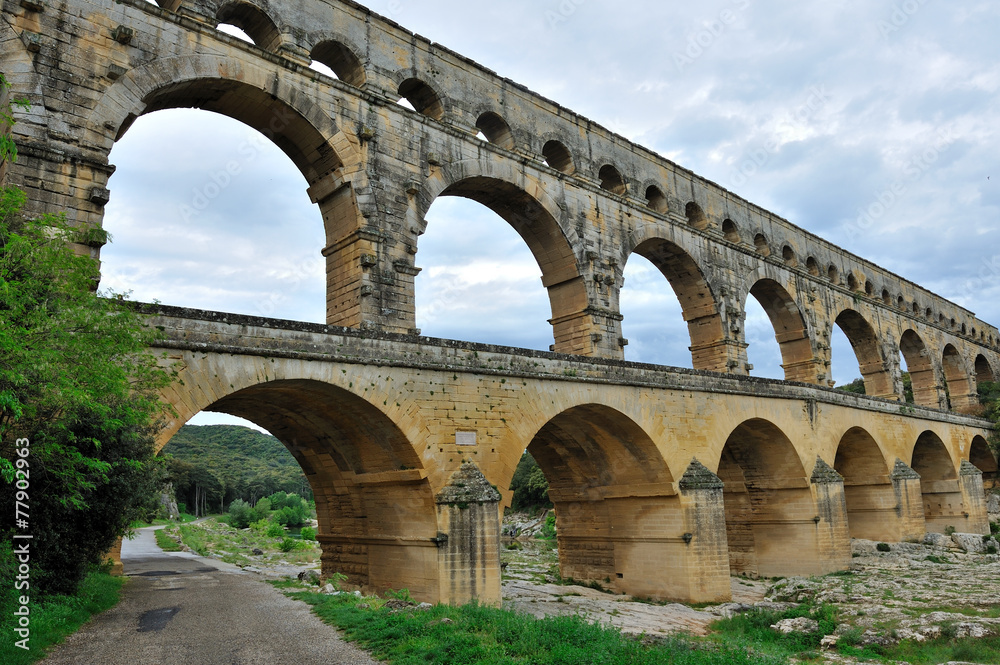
770 617 818 634
297 569 321 585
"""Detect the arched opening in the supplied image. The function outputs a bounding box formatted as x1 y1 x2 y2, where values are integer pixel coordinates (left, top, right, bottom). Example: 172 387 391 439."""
942 344 976 412
722 219 740 243
847 273 858 291
161 378 440 599
975 354 996 384
215 2 282 51
833 310 893 398
310 40 366 86
398 78 445 120
475 112 515 150
910 431 962 534
526 404 679 598
415 195 551 350
753 233 770 257
419 176 586 354
686 202 709 230
781 245 797 268
101 78 338 319
864 279 873 296
834 428 893 540
598 164 626 195
625 238 728 372
806 256 820 277
925 307 933 320
541 140 574 174
645 185 667 213
619 254 689 367
718 420 835 577
897 295 905 309
882 289 892 306
743 293 784 380
746 279 815 383
970 435 998 490
828 265 840 284
899 330 938 407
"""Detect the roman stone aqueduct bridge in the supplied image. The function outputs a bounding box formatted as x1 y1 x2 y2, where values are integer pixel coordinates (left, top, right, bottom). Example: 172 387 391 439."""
3 0 1000 605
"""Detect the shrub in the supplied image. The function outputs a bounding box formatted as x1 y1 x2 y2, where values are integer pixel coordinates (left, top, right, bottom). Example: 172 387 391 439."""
945 525 956 536
278 538 299 552
228 499 254 529
876 542 891 552
249 519 270 534
538 512 557 540
266 522 285 538
300 526 317 541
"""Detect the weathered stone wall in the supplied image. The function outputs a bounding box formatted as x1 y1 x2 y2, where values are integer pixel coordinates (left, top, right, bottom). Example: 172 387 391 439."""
142 306 995 603
2 0 999 407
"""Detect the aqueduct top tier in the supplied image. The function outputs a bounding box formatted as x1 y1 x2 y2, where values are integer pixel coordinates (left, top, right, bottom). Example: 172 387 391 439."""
3 0 999 410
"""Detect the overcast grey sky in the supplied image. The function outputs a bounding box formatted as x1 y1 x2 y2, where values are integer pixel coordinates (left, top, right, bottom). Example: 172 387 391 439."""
98 0 1000 429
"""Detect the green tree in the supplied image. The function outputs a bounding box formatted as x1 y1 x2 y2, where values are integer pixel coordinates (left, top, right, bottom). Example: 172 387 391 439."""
0 181 173 595
508 451 551 511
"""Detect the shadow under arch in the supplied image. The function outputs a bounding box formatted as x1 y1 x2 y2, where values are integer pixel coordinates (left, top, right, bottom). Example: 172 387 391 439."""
833 427 901 540
910 430 964 534
162 379 440 600
417 167 591 354
970 435 998 491
746 278 816 383
717 419 848 578
623 235 728 372
524 404 684 599
834 309 893 399
900 329 940 408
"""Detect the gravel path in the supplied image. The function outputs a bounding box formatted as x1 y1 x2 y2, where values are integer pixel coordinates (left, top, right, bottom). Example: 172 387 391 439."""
39 527 378 665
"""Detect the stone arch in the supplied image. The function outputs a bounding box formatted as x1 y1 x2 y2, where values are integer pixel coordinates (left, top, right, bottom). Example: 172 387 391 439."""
834 309 893 399
393 72 447 120
310 38 367 87
526 403 679 597
475 111 515 150
975 354 996 384
686 201 710 230
753 233 770 256
746 278 815 383
717 419 846 577
910 430 962 534
598 164 626 195
942 344 977 412
417 163 588 353
215 1 283 52
722 218 740 243
86 55 356 184
644 184 668 213
899 329 939 408
159 376 441 600
623 232 728 373
833 427 893 539
970 435 998 490
805 256 820 277
781 244 797 268
541 138 574 174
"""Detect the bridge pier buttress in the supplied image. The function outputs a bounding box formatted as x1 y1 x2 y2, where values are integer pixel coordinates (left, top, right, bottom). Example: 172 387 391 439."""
959 460 990 535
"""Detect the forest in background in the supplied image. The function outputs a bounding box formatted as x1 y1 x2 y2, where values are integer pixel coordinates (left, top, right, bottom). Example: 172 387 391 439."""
162 424 312 515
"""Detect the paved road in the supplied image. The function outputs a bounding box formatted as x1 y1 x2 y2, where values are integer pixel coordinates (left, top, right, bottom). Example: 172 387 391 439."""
40 527 378 665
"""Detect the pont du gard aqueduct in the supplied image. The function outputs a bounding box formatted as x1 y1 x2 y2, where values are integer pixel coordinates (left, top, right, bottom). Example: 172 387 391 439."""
4 0 1000 606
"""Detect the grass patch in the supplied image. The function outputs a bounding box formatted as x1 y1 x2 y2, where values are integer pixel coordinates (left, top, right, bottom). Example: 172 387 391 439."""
281 586 785 665
708 603 837 659
153 529 182 552
842 634 1000 664
0 568 125 665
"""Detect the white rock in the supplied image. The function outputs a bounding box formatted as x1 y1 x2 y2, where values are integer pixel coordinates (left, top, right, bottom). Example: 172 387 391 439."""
951 533 987 554
771 617 819 634
820 634 839 649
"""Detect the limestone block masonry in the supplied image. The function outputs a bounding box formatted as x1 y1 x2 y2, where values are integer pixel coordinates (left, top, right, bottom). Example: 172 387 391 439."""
3 0 999 605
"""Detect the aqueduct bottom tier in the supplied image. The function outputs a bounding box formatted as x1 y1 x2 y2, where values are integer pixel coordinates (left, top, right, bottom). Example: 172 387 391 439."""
147 305 996 606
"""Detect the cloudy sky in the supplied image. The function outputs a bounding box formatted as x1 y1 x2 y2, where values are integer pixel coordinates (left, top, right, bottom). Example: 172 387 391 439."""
98 0 1000 428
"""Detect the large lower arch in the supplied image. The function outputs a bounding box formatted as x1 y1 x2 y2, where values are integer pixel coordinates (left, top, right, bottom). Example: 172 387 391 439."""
910 431 965 534
834 309 894 399
624 237 729 373
417 169 595 355
717 419 849 578
526 404 728 601
833 428 922 541
970 435 998 491
942 345 977 412
899 329 941 408
176 379 443 599
746 279 817 383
